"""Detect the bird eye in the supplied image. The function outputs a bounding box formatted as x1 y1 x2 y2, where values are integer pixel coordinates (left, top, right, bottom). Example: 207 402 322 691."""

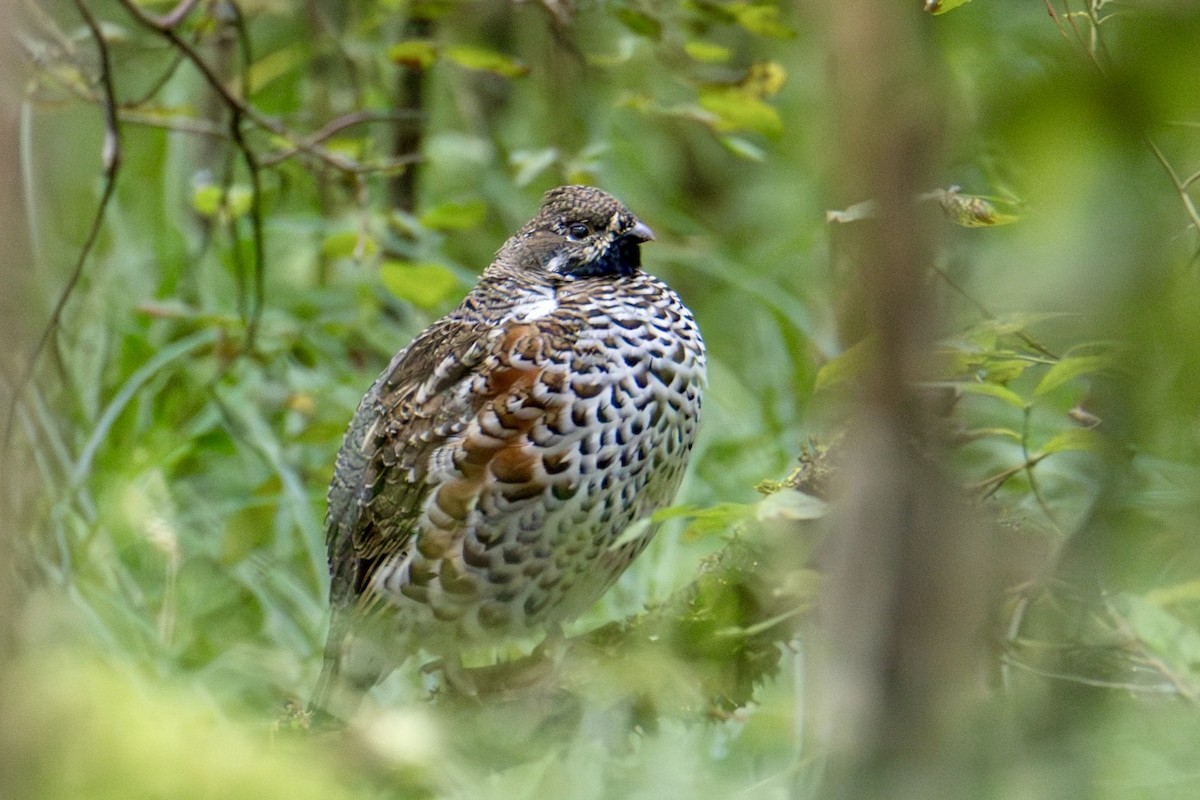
566 223 590 241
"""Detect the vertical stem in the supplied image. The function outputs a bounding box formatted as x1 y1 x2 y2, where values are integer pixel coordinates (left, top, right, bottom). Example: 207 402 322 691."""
806 3 993 797
389 16 432 215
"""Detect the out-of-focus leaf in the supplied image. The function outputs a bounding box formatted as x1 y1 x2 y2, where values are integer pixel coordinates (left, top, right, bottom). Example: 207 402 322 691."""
445 45 529 77
681 502 755 540
684 40 731 63
321 230 378 260
813 339 873 394
511 147 559 186
697 86 782 136
1117 594 1200 679
615 7 662 38
380 260 462 308
948 380 1029 409
1039 428 1104 455
924 0 976 14
740 60 787 99
221 501 276 564
729 3 795 38
718 136 766 161
387 39 438 69
1035 354 1112 395
191 184 252 220
419 199 487 231
1145 580 1200 608
983 358 1030 385
323 137 365 160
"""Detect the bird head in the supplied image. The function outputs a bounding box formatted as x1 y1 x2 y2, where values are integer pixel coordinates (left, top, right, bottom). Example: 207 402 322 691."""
502 185 655 280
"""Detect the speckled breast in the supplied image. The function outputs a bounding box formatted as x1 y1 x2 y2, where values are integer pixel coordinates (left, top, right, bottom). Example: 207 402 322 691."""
373 274 705 643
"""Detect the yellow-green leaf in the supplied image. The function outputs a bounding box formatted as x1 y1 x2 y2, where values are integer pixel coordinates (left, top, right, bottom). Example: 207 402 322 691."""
983 358 1030 385
1039 428 1103 456
684 41 731 63
444 45 529 78
952 381 1028 410
924 0 976 14
191 184 252 219
739 61 787 99
191 185 224 218
380 261 461 308
697 86 782 136
225 186 253 219
1145 580 1200 608
814 339 873 394
419 200 486 231
387 40 438 69
321 231 378 260
1034 354 1111 396
729 3 795 38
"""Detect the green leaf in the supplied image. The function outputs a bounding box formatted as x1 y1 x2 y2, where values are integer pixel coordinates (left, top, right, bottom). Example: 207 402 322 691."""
681 502 756 540
1039 428 1103 456
717 136 766 161
387 39 438 69
321 230 378 260
684 40 732 63
1116 594 1200 677
697 86 782 136
950 380 1029 409
191 184 252 219
1145 580 1200 608
729 3 795 38
983 358 1030 385
924 0 977 14
614 8 662 38
419 199 487 231
1034 354 1111 396
813 339 873 394
380 260 462 308
191 185 223 217
444 45 529 78
511 147 559 186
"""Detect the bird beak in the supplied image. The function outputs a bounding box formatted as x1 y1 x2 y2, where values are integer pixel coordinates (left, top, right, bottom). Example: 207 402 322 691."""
629 220 655 243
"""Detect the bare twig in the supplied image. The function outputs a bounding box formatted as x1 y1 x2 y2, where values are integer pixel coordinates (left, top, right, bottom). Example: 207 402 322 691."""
1147 137 1200 252
225 0 266 349
114 0 422 176
3 0 122 452
930 263 1060 360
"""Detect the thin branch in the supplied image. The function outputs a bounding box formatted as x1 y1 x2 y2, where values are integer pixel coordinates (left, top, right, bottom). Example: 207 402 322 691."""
3 0 122 452
930 263 1059 360
226 0 266 350
1147 136 1200 246
114 0 422 176
256 110 422 167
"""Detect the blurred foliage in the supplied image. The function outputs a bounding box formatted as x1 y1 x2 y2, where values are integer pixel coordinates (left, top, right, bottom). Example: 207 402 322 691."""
7 0 1200 797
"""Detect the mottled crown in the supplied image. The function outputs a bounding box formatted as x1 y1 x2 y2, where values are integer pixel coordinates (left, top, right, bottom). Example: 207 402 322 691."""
499 185 654 279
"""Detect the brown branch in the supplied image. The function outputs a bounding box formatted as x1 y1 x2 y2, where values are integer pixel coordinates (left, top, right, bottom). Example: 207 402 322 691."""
113 0 417 176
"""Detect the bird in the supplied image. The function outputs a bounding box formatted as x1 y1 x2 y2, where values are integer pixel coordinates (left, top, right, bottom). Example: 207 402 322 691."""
309 185 706 718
